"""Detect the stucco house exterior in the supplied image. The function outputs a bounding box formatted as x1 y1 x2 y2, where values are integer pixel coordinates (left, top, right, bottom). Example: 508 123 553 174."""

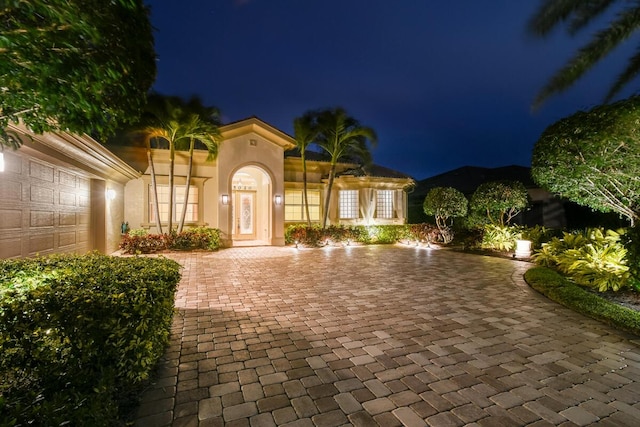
0 117 414 257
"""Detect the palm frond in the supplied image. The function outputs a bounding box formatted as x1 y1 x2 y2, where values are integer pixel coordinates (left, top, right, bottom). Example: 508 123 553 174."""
605 44 640 101
528 0 585 36
569 0 618 35
533 5 640 108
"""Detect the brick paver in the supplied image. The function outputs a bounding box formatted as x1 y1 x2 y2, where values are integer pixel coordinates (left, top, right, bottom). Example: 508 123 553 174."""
133 245 640 426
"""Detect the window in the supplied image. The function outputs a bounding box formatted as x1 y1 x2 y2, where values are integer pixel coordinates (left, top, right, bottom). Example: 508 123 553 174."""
285 189 320 221
339 190 359 219
376 190 394 219
149 185 198 222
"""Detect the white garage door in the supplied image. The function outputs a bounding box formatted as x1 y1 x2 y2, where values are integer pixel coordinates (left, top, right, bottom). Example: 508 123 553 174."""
0 149 92 258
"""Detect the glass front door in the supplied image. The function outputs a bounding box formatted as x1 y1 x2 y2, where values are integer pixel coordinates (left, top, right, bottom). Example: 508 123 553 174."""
234 191 256 239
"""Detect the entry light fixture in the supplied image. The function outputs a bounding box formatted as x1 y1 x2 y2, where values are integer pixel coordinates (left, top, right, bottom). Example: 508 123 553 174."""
0 152 4 172
105 189 116 201
274 194 282 205
221 194 230 205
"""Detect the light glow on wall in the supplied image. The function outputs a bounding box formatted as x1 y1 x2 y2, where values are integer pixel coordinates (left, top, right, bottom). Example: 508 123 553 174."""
0 152 4 172
105 189 116 201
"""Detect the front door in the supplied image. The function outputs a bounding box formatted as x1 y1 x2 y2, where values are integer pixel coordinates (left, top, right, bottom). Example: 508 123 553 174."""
234 191 256 239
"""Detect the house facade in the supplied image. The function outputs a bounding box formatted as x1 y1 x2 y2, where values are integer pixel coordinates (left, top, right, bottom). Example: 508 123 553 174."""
0 117 414 258
117 117 415 247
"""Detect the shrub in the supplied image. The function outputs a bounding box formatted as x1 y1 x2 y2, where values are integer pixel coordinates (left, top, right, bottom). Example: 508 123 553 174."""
119 233 167 254
169 227 221 251
532 228 631 292
481 224 522 252
423 187 468 243
284 224 439 247
0 253 182 426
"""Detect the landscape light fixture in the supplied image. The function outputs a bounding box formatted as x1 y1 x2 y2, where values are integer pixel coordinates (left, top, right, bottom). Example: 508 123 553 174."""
221 194 230 205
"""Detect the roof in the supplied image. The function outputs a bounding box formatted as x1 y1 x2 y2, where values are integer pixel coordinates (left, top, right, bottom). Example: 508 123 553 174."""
414 165 534 197
286 149 411 180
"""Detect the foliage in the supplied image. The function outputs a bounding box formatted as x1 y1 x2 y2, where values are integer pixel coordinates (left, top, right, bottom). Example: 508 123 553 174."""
312 107 377 228
521 225 558 250
119 233 167 254
293 112 319 226
0 0 156 147
119 227 222 253
423 187 468 243
128 228 149 237
532 228 631 292
481 224 523 252
0 253 181 426
284 224 440 247
531 97 640 226
525 267 640 337
170 227 221 251
622 225 640 289
529 1 640 106
470 181 529 226
135 94 222 234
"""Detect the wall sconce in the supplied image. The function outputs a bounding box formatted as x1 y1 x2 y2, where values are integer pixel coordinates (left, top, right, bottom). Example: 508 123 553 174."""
105 189 116 201
274 194 282 205
0 152 4 173
221 194 230 205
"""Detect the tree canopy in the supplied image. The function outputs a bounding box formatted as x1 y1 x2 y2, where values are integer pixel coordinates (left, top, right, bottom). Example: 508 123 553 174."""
532 96 640 226
0 0 156 147
423 187 468 243
470 181 529 226
529 1 640 107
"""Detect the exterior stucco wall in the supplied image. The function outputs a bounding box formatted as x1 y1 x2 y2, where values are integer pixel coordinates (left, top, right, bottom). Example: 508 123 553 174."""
217 133 286 246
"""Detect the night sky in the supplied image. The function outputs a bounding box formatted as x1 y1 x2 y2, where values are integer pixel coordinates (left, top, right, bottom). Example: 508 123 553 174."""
144 0 637 180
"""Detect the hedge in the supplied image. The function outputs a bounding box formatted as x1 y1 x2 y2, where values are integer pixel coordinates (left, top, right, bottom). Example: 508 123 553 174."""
0 253 182 426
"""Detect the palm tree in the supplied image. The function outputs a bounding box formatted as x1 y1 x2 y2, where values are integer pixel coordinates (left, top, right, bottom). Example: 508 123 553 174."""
293 112 318 226
176 113 221 233
529 1 640 107
314 107 377 228
141 94 220 234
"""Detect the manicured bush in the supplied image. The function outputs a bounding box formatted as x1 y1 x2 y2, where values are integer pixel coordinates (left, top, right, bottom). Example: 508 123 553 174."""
170 226 221 251
525 266 640 336
284 224 440 247
0 253 182 426
119 227 222 254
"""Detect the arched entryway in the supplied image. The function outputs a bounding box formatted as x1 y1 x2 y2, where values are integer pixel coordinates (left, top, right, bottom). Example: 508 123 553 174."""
231 166 272 245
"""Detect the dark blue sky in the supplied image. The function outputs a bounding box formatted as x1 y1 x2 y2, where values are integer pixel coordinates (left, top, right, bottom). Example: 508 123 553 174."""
144 0 637 180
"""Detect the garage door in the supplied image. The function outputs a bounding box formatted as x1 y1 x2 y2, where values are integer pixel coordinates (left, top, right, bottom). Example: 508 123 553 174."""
0 149 92 258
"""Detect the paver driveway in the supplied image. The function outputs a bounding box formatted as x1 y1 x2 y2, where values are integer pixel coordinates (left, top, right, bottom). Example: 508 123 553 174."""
133 245 640 426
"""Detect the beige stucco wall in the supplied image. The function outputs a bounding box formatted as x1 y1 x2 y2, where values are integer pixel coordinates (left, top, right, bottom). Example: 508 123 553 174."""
217 132 287 246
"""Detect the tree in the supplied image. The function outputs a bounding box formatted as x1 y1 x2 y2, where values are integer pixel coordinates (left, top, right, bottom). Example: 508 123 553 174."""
470 181 529 226
0 0 156 146
423 187 468 243
139 95 221 234
532 96 640 226
529 1 640 107
314 108 377 228
293 112 319 226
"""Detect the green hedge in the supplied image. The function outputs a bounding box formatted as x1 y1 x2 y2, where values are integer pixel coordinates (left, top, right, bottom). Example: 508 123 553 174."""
284 224 440 247
0 253 182 426
120 226 222 254
524 266 640 336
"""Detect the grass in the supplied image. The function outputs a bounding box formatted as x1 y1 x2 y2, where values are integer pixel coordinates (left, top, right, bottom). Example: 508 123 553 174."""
524 266 640 337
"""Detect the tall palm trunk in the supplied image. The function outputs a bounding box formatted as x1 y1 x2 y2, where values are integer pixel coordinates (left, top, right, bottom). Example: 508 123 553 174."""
322 162 337 229
178 138 195 234
147 143 163 234
168 143 175 234
301 152 311 226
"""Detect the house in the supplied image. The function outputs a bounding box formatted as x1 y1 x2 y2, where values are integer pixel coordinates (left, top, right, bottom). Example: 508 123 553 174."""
0 117 414 257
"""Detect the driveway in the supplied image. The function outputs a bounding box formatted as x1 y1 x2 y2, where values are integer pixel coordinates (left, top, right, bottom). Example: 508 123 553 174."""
134 245 640 426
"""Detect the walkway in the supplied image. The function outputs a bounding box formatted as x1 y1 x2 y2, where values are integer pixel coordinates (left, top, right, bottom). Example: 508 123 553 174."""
133 245 640 426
